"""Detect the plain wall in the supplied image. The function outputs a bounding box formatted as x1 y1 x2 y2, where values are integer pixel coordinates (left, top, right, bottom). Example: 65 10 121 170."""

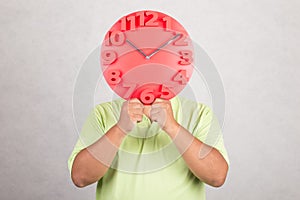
0 0 299 199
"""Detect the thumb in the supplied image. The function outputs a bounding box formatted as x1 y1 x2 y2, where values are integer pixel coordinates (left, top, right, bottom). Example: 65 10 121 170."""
153 98 164 103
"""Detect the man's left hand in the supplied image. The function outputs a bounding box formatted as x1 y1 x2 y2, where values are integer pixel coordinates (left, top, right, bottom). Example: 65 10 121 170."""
149 98 180 132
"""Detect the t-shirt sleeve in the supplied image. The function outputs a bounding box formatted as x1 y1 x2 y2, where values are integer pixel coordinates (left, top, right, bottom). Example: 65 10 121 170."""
192 104 230 165
67 105 106 175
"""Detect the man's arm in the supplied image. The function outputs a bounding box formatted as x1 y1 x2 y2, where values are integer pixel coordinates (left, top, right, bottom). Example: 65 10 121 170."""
166 124 228 187
71 125 125 188
150 99 228 187
71 99 144 188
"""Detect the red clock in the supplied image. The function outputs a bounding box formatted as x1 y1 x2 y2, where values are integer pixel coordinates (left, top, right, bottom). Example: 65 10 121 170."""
100 10 194 105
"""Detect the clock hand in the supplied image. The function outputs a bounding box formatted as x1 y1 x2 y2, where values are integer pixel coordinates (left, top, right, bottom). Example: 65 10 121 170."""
126 39 148 58
147 33 181 59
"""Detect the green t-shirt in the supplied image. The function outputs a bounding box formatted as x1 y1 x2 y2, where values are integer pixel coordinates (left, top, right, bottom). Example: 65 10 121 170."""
68 96 229 200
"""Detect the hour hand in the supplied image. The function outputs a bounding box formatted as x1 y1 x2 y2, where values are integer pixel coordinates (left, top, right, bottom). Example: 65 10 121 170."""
126 39 148 58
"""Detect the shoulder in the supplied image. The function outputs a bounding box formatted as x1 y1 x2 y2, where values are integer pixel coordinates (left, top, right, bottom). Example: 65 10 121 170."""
88 98 125 125
94 98 125 113
173 95 212 117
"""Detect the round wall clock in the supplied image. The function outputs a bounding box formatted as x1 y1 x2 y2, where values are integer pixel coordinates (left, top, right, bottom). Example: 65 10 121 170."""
100 10 194 105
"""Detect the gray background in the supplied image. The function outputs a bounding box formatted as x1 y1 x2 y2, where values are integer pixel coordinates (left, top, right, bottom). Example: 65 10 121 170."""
1 0 299 199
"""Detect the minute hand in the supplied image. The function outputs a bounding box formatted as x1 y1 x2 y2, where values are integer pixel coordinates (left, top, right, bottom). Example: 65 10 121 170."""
146 33 181 59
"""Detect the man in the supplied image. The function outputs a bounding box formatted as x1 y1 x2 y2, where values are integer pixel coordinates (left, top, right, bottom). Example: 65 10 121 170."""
68 96 229 200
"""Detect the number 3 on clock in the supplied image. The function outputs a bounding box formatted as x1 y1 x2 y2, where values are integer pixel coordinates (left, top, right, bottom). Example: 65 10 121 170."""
179 50 193 65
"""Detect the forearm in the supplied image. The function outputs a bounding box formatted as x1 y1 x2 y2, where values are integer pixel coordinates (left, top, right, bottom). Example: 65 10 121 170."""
71 125 126 187
165 124 228 187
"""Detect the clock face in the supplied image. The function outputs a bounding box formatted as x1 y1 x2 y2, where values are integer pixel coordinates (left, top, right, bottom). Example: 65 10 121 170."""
100 10 194 105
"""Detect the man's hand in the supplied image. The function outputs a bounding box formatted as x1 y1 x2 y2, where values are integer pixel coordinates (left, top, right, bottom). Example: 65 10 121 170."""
150 98 179 132
118 98 179 134
117 98 144 134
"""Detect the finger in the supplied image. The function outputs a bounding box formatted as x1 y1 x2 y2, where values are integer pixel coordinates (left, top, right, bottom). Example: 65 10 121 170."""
130 114 143 122
129 107 144 115
151 102 167 109
142 105 151 116
150 112 159 122
150 107 163 115
127 104 143 116
151 108 167 118
153 98 165 103
129 102 144 109
128 104 144 111
150 112 167 128
129 98 143 104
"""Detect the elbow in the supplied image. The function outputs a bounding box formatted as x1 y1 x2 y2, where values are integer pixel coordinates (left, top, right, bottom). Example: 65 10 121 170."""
210 176 226 187
209 164 228 188
71 170 88 188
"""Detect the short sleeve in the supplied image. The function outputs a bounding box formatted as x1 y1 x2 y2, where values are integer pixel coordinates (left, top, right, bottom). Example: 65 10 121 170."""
67 106 106 175
192 104 230 165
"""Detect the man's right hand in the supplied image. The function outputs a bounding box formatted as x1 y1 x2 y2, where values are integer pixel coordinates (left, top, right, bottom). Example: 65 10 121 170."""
117 98 144 134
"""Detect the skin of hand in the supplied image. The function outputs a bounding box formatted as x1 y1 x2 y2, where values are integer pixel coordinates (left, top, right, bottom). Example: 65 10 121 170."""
149 98 180 132
117 98 144 134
